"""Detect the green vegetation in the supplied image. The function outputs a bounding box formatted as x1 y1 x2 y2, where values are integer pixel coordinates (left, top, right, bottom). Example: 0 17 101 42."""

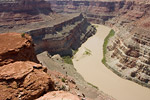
102 29 115 64
62 56 73 65
87 82 98 89
61 77 66 82
21 33 26 38
83 48 91 56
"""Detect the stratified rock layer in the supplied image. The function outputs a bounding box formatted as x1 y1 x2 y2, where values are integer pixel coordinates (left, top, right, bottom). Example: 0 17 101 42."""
28 13 96 55
0 0 52 26
104 0 150 87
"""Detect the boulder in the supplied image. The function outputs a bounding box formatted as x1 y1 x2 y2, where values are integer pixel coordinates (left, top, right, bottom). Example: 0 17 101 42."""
0 61 54 100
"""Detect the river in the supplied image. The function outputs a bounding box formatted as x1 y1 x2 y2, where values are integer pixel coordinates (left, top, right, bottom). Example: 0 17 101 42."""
72 24 150 100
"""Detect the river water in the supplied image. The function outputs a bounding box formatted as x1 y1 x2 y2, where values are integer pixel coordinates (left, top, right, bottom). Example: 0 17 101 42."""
72 25 150 100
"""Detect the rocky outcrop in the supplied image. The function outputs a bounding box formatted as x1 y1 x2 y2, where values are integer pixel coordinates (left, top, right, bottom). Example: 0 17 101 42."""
0 33 55 100
0 33 38 66
28 13 96 55
0 61 54 100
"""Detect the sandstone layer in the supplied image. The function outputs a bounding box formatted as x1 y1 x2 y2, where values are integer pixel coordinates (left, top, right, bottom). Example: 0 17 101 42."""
0 61 54 100
0 33 54 100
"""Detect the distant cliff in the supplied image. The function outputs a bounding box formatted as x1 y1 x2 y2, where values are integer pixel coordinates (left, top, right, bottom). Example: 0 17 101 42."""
0 0 52 26
0 0 52 13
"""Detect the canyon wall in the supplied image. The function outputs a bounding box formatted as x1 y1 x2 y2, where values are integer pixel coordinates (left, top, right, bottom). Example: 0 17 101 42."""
104 1 150 87
0 0 52 26
28 13 96 55
0 0 52 12
49 0 126 24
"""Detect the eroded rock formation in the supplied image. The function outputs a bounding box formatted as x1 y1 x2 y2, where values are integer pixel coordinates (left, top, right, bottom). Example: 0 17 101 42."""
0 33 54 100
0 33 38 66
104 1 150 87
0 61 54 100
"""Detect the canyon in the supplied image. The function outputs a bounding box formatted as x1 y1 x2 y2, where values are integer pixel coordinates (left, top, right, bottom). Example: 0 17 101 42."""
1 0 150 100
49 0 150 88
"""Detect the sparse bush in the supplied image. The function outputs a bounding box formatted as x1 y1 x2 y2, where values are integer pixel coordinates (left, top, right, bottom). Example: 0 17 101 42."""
83 48 91 56
62 56 73 65
61 77 66 82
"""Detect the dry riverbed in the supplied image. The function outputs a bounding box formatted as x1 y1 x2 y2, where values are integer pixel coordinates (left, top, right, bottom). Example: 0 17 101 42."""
72 24 150 100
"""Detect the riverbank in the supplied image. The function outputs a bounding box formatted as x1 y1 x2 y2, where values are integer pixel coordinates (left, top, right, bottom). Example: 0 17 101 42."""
72 24 150 100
